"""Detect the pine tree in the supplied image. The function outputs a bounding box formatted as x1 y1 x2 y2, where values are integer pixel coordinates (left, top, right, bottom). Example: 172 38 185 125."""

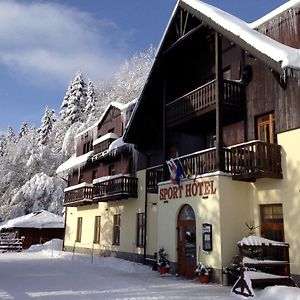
62 72 87 125
18 122 29 139
39 107 57 145
85 79 97 115
7 126 15 142
59 83 72 121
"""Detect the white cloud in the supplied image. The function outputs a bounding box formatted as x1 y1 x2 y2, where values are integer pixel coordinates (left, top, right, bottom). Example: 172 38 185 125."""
0 0 128 85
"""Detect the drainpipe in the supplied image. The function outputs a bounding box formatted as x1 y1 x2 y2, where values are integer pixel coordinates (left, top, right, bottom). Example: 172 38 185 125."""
143 154 150 264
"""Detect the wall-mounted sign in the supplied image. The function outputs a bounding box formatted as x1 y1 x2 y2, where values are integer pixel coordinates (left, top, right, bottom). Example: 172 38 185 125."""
159 180 217 201
202 223 213 251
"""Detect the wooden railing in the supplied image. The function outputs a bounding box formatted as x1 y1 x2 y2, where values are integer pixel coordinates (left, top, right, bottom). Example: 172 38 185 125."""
93 138 116 155
147 165 163 193
64 186 93 206
161 141 282 182
93 176 138 201
226 141 282 179
166 79 244 124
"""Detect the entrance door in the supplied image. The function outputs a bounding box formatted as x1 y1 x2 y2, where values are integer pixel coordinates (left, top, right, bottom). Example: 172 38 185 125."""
177 204 197 278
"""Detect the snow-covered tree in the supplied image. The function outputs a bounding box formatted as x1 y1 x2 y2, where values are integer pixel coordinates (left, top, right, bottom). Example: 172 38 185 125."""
61 72 87 125
0 133 6 156
18 122 29 139
85 79 97 115
39 107 56 145
7 126 16 142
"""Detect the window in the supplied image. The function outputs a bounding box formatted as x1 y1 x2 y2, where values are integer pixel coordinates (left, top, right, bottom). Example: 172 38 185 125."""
136 213 145 248
260 204 284 242
93 216 101 244
108 128 115 133
112 214 121 245
83 143 87 154
92 169 98 180
256 112 276 144
109 165 115 176
76 217 83 242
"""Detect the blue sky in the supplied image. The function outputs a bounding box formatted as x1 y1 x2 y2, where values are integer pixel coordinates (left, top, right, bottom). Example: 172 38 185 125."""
0 0 287 134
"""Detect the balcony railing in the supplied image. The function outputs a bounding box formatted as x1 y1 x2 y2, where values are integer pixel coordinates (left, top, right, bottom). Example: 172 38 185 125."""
93 176 138 201
161 141 282 183
64 186 93 206
166 79 244 125
226 140 282 181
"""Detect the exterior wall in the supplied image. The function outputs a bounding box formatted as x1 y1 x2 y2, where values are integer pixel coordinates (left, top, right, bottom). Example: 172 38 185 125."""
219 177 250 267
64 170 158 259
157 175 221 271
248 128 300 277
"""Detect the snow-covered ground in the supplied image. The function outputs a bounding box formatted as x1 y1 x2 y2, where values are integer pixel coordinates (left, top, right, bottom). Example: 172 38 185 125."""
0 240 299 300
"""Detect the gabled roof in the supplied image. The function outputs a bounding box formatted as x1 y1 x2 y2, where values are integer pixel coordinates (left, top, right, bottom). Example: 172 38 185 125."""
180 0 300 75
250 0 300 29
124 0 300 143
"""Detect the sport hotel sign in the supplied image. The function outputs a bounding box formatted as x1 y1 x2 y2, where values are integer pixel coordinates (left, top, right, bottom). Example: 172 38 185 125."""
159 180 217 201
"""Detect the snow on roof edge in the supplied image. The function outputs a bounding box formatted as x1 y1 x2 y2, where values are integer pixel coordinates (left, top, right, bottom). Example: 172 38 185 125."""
250 0 300 29
180 0 300 74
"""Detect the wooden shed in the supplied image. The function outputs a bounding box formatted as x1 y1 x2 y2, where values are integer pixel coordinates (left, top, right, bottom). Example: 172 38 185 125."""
0 210 65 249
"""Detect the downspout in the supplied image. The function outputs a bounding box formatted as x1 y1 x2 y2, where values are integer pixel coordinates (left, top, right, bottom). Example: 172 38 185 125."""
143 154 150 264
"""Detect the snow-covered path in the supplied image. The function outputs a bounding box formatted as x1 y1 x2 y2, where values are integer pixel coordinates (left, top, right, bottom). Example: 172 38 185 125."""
0 250 234 300
0 246 300 300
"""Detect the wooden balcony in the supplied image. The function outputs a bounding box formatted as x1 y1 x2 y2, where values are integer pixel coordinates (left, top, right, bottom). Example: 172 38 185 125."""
64 185 93 206
93 176 138 201
166 79 244 125
166 141 282 182
226 140 283 181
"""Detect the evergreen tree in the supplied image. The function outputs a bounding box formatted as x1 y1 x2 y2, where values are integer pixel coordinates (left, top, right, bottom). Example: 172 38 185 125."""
59 83 72 121
85 79 97 115
61 72 87 125
7 126 15 142
18 122 29 139
0 133 6 156
39 107 56 145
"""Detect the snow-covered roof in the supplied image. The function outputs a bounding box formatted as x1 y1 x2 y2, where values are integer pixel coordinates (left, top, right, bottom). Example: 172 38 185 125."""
64 182 93 192
0 210 64 229
93 173 126 184
93 133 119 146
108 137 125 151
238 235 288 247
56 150 93 174
250 0 300 29
180 0 300 75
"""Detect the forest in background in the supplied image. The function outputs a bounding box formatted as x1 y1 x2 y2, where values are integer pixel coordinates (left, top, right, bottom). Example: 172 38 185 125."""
0 46 155 221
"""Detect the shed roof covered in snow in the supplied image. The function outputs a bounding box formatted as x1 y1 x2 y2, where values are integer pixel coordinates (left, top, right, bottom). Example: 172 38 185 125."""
0 210 64 230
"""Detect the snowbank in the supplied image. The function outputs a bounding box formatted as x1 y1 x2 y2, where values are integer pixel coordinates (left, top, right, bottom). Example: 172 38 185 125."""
27 239 63 252
259 285 300 300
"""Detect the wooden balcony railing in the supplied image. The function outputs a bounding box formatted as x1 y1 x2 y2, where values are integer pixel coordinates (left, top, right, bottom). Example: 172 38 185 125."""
64 186 93 206
93 176 138 201
166 79 244 124
146 165 163 193
161 141 282 183
93 138 116 157
226 141 282 181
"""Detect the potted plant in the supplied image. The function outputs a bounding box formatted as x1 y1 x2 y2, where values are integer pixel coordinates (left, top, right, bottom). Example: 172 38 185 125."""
195 262 212 283
157 247 169 275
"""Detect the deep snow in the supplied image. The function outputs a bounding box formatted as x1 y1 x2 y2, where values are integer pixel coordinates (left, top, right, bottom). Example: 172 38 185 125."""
0 241 299 299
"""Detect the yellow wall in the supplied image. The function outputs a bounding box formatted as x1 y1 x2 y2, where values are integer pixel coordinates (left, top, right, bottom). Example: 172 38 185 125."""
249 128 300 275
157 176 222 269
219 176 250 267
64 170 158 257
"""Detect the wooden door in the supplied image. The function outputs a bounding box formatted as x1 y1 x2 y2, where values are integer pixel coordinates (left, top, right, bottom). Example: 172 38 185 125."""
177 205 197 278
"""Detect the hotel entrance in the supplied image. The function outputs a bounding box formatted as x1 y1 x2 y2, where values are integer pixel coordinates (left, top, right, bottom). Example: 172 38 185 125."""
177 204 197 278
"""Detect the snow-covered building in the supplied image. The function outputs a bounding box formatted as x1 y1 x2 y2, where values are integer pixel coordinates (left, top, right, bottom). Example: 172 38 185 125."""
123 0 300 284
57 100 150 260
0 210 64 249
58 0 300 286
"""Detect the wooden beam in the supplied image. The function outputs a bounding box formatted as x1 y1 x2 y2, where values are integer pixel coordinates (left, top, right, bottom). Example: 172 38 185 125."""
162 23 204 56
215 32 225 171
